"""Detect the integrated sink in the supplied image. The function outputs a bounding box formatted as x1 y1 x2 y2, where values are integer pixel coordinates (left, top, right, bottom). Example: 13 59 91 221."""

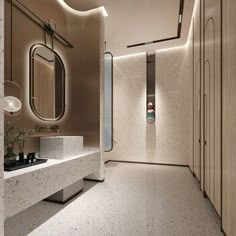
40 136 84 160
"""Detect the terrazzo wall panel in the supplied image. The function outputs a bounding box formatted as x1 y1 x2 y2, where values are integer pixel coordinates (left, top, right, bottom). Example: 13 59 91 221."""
86 12 105 181
105 53 147 162
105 47 193 165
186 22 194 173
0 0 4 234
155 47 193 165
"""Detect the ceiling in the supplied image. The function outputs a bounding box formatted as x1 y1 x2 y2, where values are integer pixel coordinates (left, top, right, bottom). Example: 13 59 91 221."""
64 0 195 57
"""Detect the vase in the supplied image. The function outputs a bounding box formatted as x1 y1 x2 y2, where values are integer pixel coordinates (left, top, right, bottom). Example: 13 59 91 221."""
4 146 17 166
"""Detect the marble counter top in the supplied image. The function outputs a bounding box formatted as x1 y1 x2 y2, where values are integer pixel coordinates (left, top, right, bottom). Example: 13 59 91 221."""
4 148 101 219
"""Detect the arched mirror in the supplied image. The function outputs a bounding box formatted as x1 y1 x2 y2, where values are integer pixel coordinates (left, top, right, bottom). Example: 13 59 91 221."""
30 44 66 121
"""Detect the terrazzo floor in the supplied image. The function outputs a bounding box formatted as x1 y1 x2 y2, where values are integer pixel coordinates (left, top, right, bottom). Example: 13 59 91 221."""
5 162 223 236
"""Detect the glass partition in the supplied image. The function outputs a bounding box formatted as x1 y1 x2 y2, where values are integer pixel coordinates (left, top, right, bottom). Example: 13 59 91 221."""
104 52 113 152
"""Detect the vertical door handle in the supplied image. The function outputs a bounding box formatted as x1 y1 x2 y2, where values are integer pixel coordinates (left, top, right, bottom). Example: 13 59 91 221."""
204 93 207 146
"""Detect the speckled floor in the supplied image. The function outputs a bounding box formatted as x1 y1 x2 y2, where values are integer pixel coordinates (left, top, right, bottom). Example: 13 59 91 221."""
5 162 223 236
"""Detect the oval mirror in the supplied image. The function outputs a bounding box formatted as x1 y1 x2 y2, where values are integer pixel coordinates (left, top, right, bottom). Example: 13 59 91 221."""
30 44 65 121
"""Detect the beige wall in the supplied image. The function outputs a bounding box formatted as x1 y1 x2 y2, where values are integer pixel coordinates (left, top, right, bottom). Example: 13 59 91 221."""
155 47 193 165
105 47 193 165
222 0 236 235
0 0 4 234
4 0 104 154
192 0 201 182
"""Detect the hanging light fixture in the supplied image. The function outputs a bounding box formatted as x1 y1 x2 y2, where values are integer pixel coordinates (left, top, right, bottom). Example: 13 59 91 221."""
4 96 22 113
3 80 22 115
3 2 22 116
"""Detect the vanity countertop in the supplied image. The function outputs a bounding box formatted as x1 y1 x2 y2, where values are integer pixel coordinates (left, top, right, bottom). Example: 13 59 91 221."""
4 148 101 219
4 148 100 179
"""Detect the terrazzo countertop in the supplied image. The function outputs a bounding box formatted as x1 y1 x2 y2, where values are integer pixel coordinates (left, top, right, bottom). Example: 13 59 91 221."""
4 148 99 179
4 148 101 219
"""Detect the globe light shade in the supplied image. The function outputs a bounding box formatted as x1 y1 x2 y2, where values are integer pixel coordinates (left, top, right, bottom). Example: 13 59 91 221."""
4 96 22 113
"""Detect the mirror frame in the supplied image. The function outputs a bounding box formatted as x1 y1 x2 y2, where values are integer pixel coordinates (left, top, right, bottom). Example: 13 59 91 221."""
29 44 66 121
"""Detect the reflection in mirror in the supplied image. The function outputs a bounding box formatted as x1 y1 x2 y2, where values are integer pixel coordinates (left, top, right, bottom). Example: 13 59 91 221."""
104 53 113 152
147 53 155 123
30 44 65 121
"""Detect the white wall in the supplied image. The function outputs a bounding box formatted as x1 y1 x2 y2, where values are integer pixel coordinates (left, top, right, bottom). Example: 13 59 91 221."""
105 47 193 165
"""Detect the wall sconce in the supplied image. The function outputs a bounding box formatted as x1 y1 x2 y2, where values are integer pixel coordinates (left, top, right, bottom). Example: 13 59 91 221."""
3 80 22 116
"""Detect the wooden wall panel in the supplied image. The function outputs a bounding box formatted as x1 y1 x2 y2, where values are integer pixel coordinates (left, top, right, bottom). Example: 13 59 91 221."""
189 0 236 234
203 0 222 216
222 0 236 235
185 0 236 234
191 0 222 219
4 0 104 153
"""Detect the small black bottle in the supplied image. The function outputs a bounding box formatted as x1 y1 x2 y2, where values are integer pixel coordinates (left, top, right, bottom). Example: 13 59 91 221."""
27 153 36 164
26 154 32 164
19 152 25 163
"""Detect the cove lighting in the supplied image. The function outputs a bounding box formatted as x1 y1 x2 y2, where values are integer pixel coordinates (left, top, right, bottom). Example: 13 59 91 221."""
114 52 146 60
57 0 108 18
101 6 108 17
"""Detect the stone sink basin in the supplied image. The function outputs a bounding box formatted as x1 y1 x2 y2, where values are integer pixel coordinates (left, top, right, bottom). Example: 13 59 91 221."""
40 136 84 160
